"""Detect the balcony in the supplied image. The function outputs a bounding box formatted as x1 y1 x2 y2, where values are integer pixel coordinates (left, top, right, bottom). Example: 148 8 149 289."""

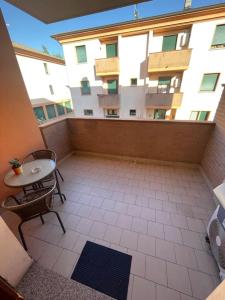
148 49 192 73
145 92 183 109
98 94 120 108
95 57 119 76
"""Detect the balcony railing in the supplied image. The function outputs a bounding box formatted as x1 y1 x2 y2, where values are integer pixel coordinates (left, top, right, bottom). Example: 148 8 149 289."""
145 92 183 109
98 94 120 108
148 49 192 73
95 57 119 76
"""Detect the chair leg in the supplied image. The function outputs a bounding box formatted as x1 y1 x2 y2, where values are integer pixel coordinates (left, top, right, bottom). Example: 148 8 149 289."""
40 214 44 224
57 168 64 182
18 222 28 251
52 211 66 234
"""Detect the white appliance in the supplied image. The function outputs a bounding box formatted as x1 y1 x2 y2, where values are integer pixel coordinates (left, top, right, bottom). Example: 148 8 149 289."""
207 182 225 280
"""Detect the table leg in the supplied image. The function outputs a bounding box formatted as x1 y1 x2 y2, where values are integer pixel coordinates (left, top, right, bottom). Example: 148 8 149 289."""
55 170 66 204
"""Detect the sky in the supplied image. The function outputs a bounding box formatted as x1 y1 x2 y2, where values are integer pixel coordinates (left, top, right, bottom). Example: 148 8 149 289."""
0 0 225 57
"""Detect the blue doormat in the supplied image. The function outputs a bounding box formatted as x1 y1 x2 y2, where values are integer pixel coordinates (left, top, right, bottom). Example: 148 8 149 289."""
71 241 132 300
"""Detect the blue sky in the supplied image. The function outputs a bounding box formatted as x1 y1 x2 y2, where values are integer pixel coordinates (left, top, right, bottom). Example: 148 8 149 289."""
0 0 224 57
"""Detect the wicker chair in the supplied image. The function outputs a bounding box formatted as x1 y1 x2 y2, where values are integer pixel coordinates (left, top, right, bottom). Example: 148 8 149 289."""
22 150 66 203
1 182 66 251
23 149 64 182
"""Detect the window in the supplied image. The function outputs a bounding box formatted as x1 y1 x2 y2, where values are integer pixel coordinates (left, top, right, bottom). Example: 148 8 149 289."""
158 77 171 93
106 109 119 118
84 109 93 116
106 43 118 58
56 103 65 116
65 101 73 113
33 107 46 121
162 35 177 51
130 109 136 116
46 104 56 119
130 78 137 86
107 79 118 94
200 73 219 92
81 80 91 95
211 24 225 48
43 63 49 74
49 85 54 95
76 45 87 63
154 109 167 120
190 111 210 121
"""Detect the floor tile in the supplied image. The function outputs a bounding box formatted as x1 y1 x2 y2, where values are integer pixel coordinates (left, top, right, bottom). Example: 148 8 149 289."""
132 217 148 234
117 214 133 230
76 218 93 235
147 221 164 239
120 230 138 250
156 285 181 300
167 262 192 296
171 214 188 229
104 225 122 244
187 217 206 233
138 234 156 256
38 243 63 270
189 269 215 299
140 207 156 221
57 229 80 250
175 244 198 269
156 239 176 263
195 250 218 275
127 204 142 217
103 211 119 225
89 221 108 239
53 249 79 278
181 229 203 250
132 276 156 300
113 202 128 214
102 199 115 210
156 211 171 225
146 256 167 285
128 249 146 277
164 225 182 244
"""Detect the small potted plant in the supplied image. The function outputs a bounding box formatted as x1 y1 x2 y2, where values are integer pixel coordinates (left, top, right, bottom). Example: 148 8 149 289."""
9 159 23 175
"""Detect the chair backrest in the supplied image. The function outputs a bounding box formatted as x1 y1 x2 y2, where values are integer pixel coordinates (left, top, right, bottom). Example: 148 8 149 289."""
23 150 56 164
2 183 56 221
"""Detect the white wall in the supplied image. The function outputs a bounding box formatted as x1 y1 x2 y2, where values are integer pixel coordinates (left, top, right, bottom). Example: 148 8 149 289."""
176 19 225 121
16 55 71 104
63 39 103 117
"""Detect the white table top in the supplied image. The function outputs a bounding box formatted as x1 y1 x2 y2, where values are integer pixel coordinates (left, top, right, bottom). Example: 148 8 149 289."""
4 159 56 188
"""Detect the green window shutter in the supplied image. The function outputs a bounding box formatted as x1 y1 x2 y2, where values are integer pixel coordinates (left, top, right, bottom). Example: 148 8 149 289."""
200 74 219 91
107 80 118 94
33 107 46 121
76 45 87 63
162 35 177 51
212 25 225 46
158 77 171 86
154 109 166 120
46 104 56 119
106 43 117 58
198 111 209 121
190 111 198 120
65 101 72 113
56 103 65 116
81 81 91 95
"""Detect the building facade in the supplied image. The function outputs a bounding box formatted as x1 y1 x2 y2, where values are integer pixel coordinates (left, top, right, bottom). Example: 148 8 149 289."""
53 4 225 121
14 43 73 123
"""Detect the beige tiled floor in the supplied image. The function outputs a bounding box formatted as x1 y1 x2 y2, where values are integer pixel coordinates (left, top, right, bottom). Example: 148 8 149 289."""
2 155 221 300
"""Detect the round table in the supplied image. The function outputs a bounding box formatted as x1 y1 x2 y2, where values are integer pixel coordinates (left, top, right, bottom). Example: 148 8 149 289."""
4 159 56 188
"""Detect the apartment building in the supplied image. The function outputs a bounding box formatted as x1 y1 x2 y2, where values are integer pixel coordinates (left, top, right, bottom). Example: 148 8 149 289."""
53 4 225 121
14 43 73 123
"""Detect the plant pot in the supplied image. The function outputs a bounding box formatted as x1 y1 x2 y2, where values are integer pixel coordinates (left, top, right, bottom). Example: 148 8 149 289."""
13 166 23 175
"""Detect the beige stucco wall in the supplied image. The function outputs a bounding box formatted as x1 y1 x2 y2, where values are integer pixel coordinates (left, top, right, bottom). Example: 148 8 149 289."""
0 10 44 201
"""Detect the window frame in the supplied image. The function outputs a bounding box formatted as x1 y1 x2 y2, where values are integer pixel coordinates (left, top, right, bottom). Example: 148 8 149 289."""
130 78 137 86
106 43 118 58
130 109 136 116
154 109 167 120
162 35 177 52
46 104 56 119
81 80 91 95
33 106 46 122
76 45 87 63
84 109 93 116
199 73 220 92
107 79 118 95
211 24 225 49
56 103 65 116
